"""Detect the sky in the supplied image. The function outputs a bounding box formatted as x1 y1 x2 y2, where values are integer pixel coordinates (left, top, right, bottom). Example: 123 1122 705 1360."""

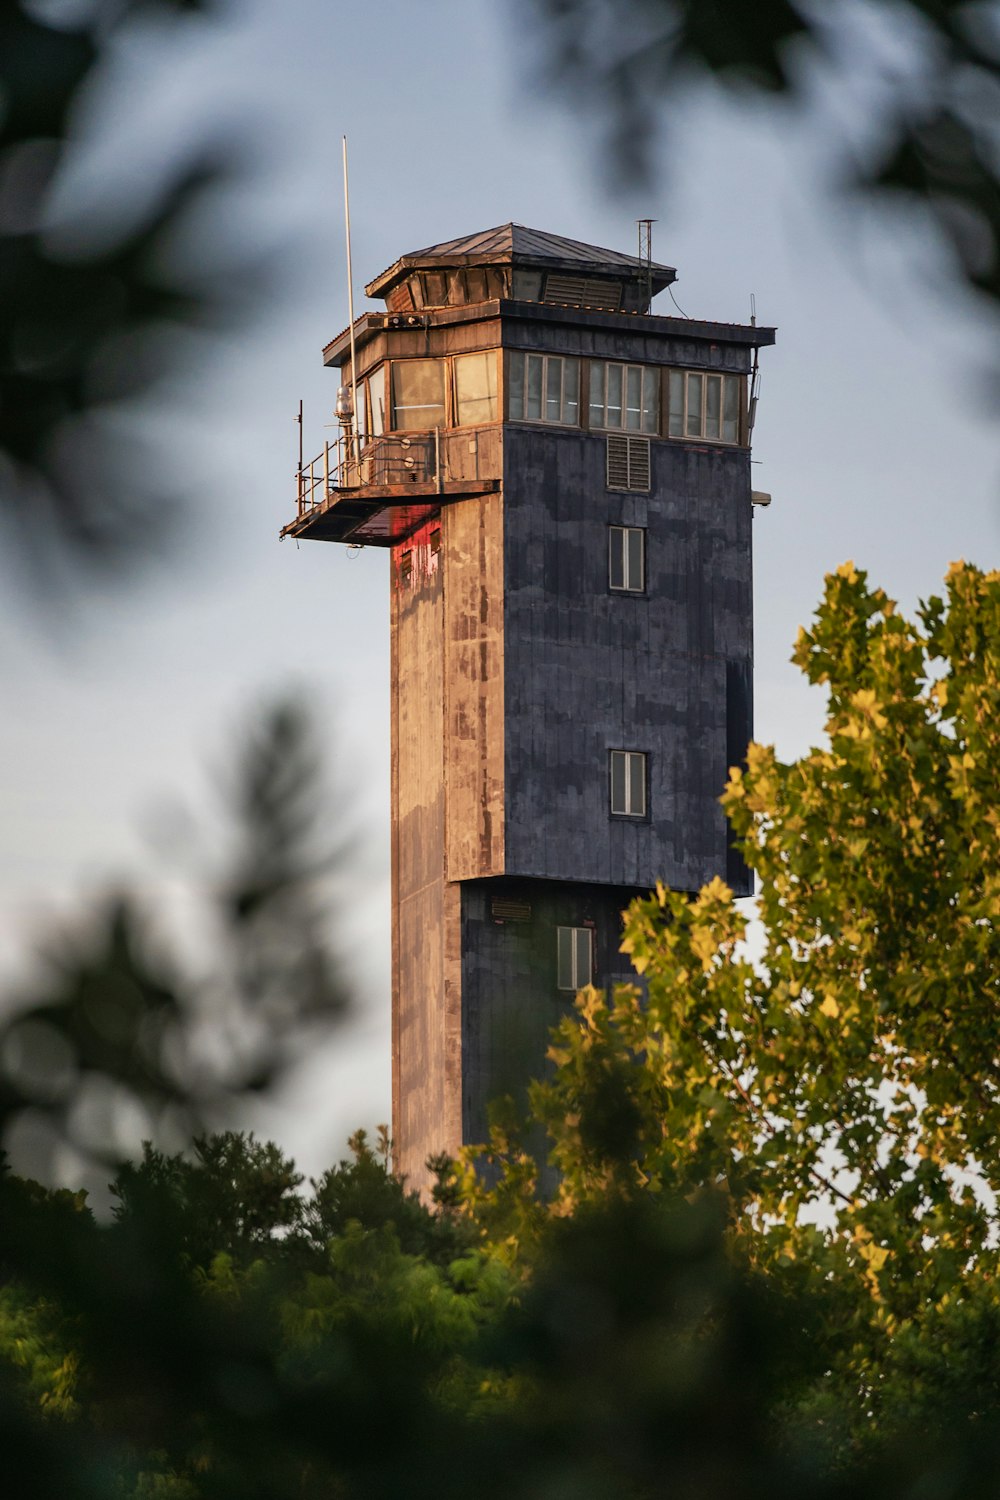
1 0 997 1180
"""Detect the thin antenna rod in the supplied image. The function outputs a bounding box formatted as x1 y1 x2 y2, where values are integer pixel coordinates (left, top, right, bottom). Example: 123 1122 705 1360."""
343 135 361 468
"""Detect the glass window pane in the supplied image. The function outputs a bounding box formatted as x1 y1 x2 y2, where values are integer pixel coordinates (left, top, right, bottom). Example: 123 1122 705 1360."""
627 528 644 591
629 753 646 817
705 375 721 440
575 928 592 987
685 373 702 437
545 358 562 422
454 352 497 426
526 355 543 421
625 366 642 430
562 359 580 424
606 364 623 428
509 353 524 420
610 751 626 814
668 370 683 437
391 359 446 429
722 376 739 442
589 362 605 428
557 927 574 989
368 369 385 438
642 369 660 434
609 528 625 590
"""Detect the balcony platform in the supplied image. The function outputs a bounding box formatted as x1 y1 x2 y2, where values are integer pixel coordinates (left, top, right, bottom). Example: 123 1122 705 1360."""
281 477 500 547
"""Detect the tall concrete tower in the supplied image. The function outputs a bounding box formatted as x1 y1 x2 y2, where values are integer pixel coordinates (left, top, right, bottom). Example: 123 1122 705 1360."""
283 224 775 1190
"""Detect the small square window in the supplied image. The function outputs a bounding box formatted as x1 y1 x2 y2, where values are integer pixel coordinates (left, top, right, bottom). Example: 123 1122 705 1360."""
609 526 645 593
610 750 647 818
557 926 593 990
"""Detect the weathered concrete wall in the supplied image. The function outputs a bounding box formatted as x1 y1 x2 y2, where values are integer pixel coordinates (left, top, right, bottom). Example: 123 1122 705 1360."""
443 495 505 882
390 538 462 1190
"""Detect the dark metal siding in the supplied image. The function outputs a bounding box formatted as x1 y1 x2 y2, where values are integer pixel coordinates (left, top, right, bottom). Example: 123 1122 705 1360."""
501 426 754 896
460 877 646 1145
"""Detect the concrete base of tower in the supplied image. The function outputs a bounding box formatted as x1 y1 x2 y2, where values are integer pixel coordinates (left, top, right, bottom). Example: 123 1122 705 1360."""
459 876 650 1150
390 872 653 1195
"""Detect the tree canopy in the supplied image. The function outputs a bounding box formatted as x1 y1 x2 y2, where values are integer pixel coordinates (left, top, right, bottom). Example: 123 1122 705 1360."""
2 562 1000 1495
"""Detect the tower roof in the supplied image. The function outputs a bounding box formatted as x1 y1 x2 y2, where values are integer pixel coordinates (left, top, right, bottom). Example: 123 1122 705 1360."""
365 223 677 300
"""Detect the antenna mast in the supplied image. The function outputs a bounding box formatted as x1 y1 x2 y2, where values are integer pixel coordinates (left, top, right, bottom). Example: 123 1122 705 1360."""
343 136 361 468
637 218 656 309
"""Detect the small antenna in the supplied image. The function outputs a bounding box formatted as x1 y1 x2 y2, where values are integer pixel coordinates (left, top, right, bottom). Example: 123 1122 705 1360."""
747 293 761 441
637 218 656 309
343 136 361 468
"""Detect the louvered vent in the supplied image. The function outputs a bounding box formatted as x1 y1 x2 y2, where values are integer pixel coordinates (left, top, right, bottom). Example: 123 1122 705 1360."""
542 274 622 311
606 435 651 492
491 898 532 924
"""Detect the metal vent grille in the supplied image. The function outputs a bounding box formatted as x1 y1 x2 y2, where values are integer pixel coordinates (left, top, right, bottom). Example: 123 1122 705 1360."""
543 274 622 311
606 435 651 492
491 898 532 924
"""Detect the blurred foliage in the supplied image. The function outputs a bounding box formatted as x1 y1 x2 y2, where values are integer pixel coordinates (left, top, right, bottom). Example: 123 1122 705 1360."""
3 569 1000 1494
0 0 266 581
521 0 1000 308
0 696 346 1181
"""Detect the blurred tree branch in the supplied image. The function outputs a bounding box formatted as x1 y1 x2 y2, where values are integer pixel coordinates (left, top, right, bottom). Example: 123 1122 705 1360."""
0 0 271 585
520 0 1000 308
0 697 348 1181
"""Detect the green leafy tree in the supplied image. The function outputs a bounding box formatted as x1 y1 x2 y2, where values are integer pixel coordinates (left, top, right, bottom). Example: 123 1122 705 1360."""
489 559 1000 1449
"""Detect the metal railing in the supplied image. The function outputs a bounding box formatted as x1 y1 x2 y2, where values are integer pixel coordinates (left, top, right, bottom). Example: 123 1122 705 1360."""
295 431 440 519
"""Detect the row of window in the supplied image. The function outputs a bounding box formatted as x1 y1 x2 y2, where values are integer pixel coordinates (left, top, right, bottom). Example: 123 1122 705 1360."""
354 352 745 444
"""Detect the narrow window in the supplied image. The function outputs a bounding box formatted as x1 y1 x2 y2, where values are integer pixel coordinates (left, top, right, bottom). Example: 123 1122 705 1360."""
365 367 385 441
610 750 647 818
590 362 660 435
453 351 498 426
667 369 743 444
507 352 581 426
391 359 446 429
609 526 645 593
557 926 593 990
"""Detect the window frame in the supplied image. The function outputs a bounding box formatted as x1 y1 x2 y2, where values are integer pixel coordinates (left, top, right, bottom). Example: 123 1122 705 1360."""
557 925 594 991
609 525 646 594
667 369 744 445
506 351 582 428
363 365 386 443
609 749 648 819
389 357 448 432
452 349 500 428
589 360 660 435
